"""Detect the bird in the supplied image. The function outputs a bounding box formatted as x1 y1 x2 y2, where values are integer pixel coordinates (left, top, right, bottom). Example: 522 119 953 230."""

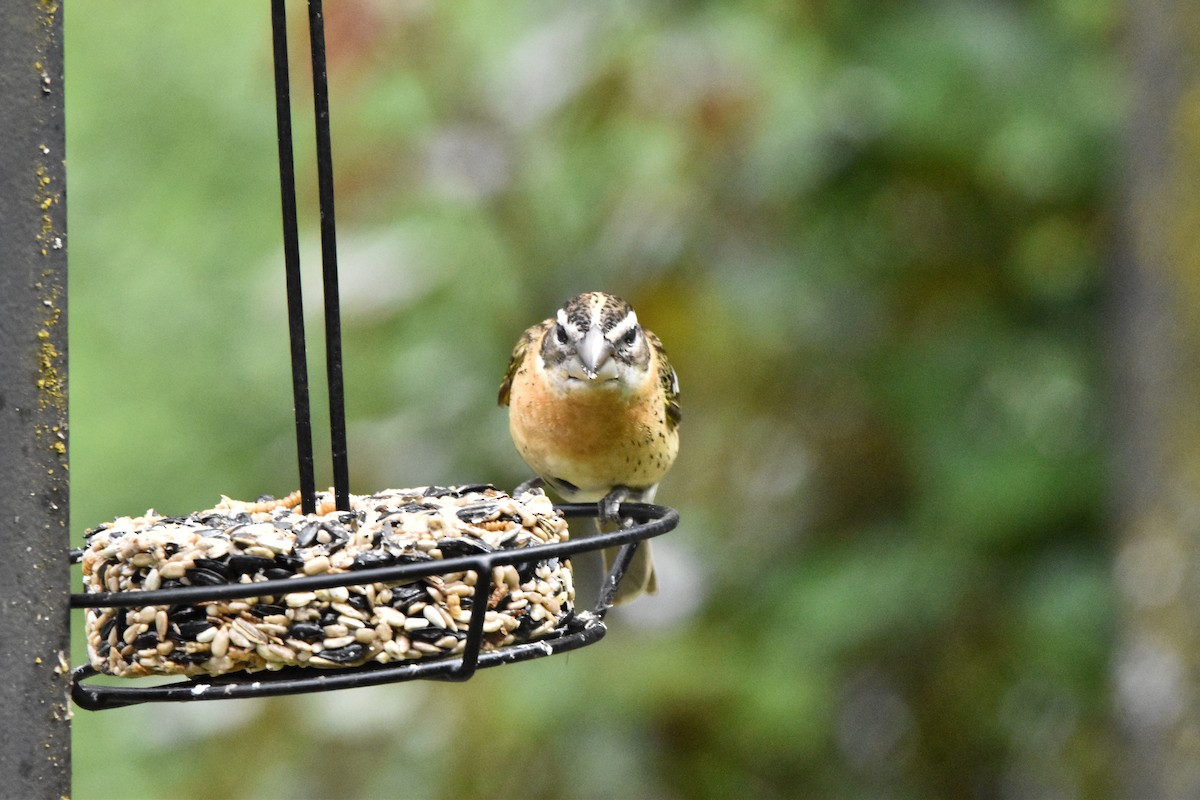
499 291 680 604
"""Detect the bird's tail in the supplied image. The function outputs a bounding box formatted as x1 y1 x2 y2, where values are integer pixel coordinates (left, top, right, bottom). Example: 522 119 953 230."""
600 535 658 605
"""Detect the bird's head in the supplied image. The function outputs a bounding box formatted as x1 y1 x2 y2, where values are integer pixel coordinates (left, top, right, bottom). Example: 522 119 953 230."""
540 292 652 390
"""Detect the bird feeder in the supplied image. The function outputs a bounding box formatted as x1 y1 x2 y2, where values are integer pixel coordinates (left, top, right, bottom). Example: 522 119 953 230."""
67 0 679 711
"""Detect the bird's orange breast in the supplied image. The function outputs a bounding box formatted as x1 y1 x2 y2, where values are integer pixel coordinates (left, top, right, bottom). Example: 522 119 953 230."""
507 363 677 500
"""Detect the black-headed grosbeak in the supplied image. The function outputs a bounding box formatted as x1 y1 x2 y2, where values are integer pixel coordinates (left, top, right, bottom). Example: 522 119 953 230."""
499 291 680 603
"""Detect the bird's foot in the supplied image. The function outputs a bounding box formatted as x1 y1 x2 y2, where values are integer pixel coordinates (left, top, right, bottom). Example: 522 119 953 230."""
599 487 634 527
514 476 546 497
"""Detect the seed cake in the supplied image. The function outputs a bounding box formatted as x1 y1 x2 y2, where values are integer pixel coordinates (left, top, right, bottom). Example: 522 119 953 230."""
81 485 574 678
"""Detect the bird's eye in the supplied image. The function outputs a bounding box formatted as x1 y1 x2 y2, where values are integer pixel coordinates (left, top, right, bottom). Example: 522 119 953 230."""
554 324 569 345
622 327 639 346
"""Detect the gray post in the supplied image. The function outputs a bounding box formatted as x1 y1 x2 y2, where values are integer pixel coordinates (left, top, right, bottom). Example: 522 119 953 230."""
1114 3 1200 797
0 1 72 797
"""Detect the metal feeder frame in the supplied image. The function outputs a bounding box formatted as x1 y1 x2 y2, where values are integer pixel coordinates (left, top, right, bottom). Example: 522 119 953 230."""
70 502 677 710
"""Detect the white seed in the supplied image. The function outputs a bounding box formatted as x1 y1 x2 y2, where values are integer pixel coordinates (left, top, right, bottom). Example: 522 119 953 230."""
302 556 331 575
316 586 349 603
142 568 162 591
228 627 251 650
286 591 316 607
233 618 268 644
331 601 365 620
375 607 406 628
258 643 294 663
271 643 297 662
503 565 520 589
122 623 144 646
155 610 169 640
211 628 230 658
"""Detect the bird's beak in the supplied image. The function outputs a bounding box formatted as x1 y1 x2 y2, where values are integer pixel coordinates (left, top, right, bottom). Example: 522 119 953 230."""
577 327 611 379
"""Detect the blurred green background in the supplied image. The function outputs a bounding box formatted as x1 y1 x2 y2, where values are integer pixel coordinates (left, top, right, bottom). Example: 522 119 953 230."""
65 1 1120 797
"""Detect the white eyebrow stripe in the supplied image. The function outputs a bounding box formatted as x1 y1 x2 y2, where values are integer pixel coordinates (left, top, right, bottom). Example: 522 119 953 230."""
606 310 639 341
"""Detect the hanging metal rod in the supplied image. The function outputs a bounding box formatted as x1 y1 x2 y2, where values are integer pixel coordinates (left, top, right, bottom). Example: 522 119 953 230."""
271 0 318 514
307 0 351 512
270 0 350 513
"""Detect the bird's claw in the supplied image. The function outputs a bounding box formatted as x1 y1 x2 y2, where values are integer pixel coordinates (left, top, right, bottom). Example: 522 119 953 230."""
599 489 631 526
514 476 545 497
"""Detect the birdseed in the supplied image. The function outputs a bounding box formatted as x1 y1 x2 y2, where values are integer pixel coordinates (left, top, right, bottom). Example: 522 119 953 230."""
82 486 574 678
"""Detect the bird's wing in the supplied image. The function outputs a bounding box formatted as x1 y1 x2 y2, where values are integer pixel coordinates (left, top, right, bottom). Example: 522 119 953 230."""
498 319 549 407
648 330 681 430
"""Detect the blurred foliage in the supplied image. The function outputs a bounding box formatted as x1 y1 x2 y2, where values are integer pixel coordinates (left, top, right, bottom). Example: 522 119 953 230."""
66 0 1120 798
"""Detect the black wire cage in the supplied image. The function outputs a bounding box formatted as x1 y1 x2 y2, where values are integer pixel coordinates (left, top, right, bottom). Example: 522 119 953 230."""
71 502 678 710
68 0 679 711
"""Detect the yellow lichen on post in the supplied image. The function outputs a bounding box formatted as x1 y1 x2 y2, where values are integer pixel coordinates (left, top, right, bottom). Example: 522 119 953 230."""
32 143 66 442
